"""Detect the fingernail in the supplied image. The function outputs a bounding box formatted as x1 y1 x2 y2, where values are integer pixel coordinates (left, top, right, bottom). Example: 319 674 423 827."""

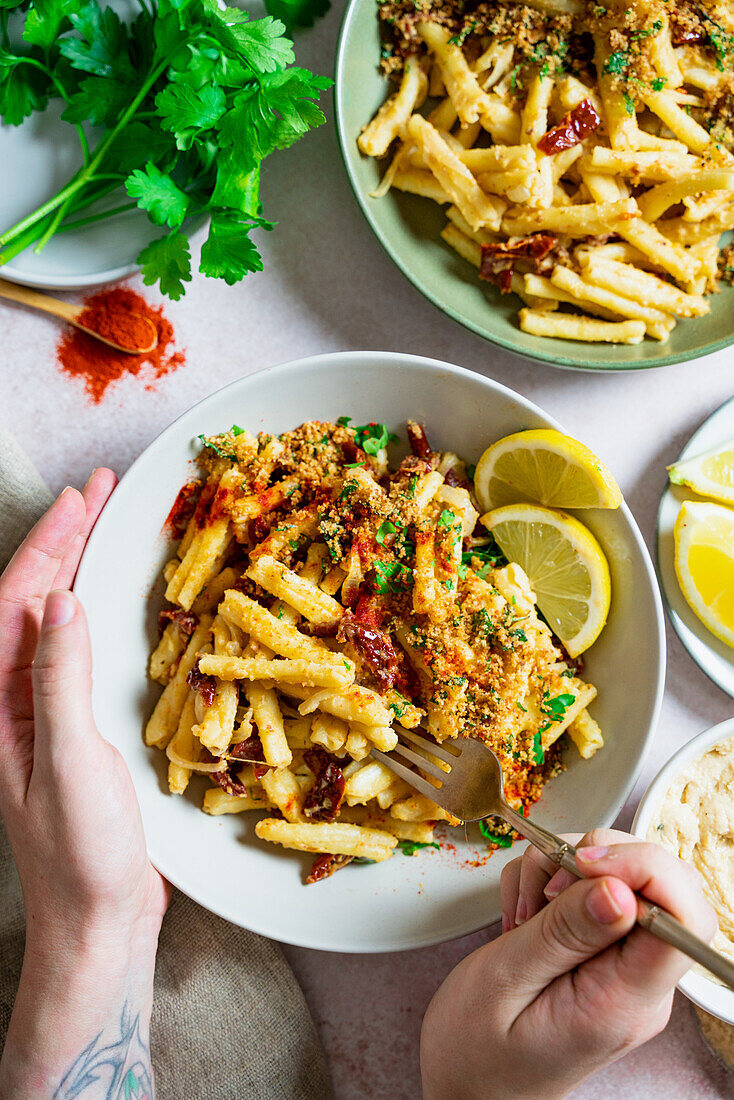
576 845 610 863
544 869 574 899
515 895 527 926
44 590 75 628
586 880 623 924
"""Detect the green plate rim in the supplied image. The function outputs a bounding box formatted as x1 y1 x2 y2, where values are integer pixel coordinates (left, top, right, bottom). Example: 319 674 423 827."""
333 0 734 372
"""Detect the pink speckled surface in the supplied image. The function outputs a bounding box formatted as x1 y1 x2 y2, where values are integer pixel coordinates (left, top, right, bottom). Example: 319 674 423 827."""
2 6 734 1095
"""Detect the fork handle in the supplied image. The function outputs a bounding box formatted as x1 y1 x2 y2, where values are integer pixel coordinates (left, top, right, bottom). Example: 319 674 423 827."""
502 804 734 990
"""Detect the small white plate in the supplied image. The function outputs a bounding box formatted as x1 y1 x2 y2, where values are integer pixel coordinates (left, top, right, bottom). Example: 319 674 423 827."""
0 103 155 289
74 351 665 951
656 396 734 699
633 717 734 1025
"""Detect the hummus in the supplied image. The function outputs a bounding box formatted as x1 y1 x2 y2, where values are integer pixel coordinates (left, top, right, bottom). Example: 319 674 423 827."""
648 737 734 979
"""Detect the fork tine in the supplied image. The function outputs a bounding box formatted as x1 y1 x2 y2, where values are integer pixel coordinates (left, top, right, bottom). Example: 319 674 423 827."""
398 729 457 763
391 741 446 781
370 748 445 803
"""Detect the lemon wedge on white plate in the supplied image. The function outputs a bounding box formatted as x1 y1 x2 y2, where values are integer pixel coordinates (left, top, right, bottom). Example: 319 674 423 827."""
668 440 734 505
473 429 622 513
481 503 611 657
674 501 734 649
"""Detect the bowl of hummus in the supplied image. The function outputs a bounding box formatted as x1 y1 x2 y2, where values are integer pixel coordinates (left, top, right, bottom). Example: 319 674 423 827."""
634 718 734 1024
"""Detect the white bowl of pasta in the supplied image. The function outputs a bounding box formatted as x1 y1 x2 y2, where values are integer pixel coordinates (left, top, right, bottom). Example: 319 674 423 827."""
74 351 665 951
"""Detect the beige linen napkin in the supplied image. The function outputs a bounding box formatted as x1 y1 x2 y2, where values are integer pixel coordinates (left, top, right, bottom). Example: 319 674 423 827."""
0 429 332 1100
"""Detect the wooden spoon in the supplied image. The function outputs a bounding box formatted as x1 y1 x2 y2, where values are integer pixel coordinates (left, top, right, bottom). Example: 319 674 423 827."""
0 277 158 354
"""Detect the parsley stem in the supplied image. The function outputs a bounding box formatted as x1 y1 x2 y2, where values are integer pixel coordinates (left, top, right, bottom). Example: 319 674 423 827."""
56 202 138 233
0 53 170 249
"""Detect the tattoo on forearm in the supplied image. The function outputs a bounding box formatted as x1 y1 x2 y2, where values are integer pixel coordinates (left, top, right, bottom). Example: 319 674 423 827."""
53 1003 153 1099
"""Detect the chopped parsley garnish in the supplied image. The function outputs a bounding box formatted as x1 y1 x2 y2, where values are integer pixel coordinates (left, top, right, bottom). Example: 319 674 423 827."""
479 820 512 847
541 691 575 723
604 50 628 75
197 435 236 461
466 463 477 481
471 608 494 638
438 508 460 529
353 422 399 456
623 92 635 116
345 462 365 468
388 693 410 718
405 475 418 499
376 519 398 544
531 731 545 765
459 535 508 579
337 416 352 427
339 481 358 500
373 559 413 594
231 425 244 436
651 77 666 91
516 701 527 712
397 839 440 856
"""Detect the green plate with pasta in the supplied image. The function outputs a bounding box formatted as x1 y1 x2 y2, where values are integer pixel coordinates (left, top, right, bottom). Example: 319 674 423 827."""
333 0 734 371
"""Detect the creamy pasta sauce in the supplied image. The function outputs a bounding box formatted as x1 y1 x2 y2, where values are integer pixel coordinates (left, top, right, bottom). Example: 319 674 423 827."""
648 737 734 977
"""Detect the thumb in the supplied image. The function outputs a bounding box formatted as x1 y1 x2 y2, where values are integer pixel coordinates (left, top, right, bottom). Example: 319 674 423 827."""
499 874 638 1008
31 590 97 773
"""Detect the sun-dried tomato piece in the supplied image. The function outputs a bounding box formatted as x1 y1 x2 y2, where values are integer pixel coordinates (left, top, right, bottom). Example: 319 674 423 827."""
480 233 558 292
164 481 200 539
341 438 362 465
443 466 470 489
337 609 399 692
158 607 199 637
353 593 385 631
671 22 705 45
306 853 354 884
186 660 216 707
211 764 249 797
228 734 265 762
303 748 345 823
537 99 601 156
407 421 432 460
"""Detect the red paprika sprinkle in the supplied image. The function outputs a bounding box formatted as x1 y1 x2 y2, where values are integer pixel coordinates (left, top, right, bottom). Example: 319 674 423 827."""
57 286 185 404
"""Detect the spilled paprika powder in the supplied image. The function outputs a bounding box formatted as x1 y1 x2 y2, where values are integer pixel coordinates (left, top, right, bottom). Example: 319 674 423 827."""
57 286 185 404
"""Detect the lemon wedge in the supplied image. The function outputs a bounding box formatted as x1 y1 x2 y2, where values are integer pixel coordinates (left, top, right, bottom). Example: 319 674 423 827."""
674 501 734 649
473 429 622 513
668 440 734 505
481 503 612 657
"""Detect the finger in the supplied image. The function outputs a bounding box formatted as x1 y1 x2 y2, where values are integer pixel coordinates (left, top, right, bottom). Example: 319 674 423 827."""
542 828 647 903
573 841 718 999
55 468 117 590
500 856 522 932
30 590 96 777
0 487 85 678
494 874 638 1008
516 845 557 924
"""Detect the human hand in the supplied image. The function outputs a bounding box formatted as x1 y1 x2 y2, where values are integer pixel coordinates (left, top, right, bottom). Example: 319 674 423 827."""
420 829 716 1100
0 472 169 1098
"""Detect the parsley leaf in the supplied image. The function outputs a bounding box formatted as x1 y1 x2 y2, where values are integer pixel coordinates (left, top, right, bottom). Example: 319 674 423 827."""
60 2 133 79
373 559 413 594
398 839 440 856
376 519 397 544
138 232 192 301
156 82 226 150
125 162 190 228
199 212 265 283
264 0 330 32
479 820 512 846
354 421 398 456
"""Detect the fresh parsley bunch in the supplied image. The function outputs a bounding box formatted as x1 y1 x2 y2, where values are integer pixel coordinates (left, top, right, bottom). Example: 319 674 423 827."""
0 0 331 297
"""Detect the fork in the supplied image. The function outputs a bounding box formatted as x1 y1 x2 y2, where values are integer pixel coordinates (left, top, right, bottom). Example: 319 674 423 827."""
371 730 734 990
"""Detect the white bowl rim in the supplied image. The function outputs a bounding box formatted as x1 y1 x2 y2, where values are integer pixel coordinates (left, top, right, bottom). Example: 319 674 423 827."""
632 716 734 1023
0 260 139 291
655 393 734 700
74 349 667 950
